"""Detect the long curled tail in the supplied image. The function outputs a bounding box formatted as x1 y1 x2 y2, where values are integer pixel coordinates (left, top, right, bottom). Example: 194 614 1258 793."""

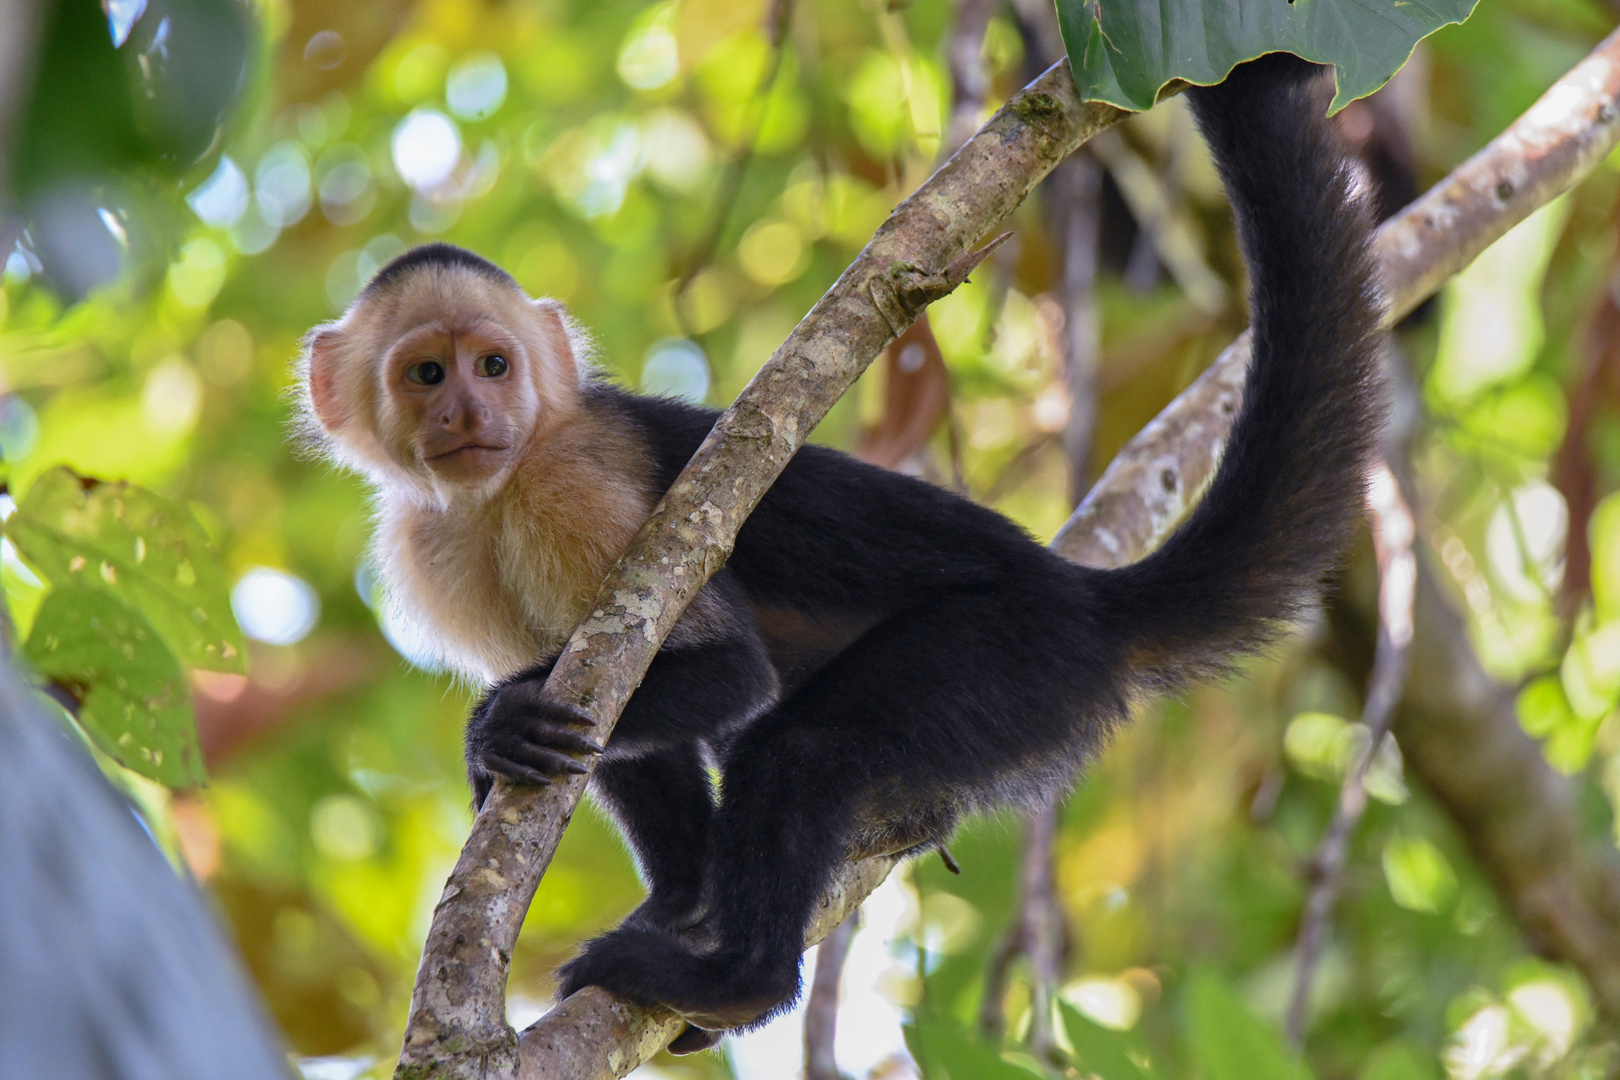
1095 55 1387 687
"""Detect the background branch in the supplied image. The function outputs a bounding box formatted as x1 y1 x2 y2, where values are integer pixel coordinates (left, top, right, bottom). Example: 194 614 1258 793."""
405 27 1620 1078
670 0 797 330
1286 459 1416 1046
804 913 859 1080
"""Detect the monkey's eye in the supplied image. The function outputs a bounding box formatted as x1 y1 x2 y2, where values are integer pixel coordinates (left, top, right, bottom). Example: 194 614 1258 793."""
406 360 445 386
476 354 509 377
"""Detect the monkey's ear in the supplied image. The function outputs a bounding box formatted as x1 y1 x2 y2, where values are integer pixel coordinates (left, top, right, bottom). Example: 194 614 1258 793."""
304 327 351 433
530 299 581 389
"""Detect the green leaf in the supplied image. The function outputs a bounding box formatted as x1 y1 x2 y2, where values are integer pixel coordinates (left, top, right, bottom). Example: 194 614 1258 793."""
1185 970 1312 1080
1056 0 1480 113
6 467 247 673
903 1011 1047 1080
1057 1003 1157 1079
25 584 205 788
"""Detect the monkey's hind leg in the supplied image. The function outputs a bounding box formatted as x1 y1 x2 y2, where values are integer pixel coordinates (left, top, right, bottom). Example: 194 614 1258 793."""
591 742 716 934
554 721 854 1030
556 582 1108 1029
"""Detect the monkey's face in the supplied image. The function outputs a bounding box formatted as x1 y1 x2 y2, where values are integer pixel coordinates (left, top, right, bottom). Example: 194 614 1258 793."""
302 263 582 504
382 319 534 486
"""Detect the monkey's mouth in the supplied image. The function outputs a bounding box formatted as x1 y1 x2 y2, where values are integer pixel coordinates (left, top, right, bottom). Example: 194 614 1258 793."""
426 443 510 463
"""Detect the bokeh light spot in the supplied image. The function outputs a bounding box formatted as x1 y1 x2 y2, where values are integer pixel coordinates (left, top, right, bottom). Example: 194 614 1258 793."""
616 3 678 91
256 142 313 229
187 155 249 227
640 339 710 403
232 567 320 646
447 52 507 120
392 110 461 191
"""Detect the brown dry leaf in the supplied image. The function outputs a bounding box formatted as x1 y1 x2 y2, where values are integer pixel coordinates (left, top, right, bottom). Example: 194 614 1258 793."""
857 312 951 470
1555 260 1620 613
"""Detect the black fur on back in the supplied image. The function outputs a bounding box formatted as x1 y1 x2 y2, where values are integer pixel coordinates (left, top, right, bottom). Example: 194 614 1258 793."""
1094 55 1386 690
361 242 516 298
605 55 1385 728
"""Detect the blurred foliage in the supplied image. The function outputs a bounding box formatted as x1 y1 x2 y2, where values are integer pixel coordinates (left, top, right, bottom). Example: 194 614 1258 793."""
2 0 1620 1078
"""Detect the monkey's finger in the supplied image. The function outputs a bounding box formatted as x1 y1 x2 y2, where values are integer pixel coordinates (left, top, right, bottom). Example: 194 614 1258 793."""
538 701 598 729
490 697 598 731
668 1024 723 1055
483 753 556 788
523 724 605 755
503 744 591 777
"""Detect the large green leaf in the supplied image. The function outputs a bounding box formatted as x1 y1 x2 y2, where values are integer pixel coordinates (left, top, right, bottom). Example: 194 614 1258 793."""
6 467 247 673
25 585 205 788
1057 1003 1158 1079
903 1011 1047 1080
1057 0 1480 113
1185 970 1313 1080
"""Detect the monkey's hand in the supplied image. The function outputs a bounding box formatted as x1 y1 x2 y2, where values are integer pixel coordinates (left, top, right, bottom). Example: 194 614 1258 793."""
466 672 604 809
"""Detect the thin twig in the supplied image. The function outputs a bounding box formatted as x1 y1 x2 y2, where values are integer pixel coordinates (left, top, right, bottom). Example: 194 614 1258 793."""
1087 129 1227 314
1285 458 1416 1047
804 912 859 1080
979 794 1066 1055
979 431 1056 505
670 0 797 330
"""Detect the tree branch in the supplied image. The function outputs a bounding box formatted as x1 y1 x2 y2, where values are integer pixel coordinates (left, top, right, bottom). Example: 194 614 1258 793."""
399 27 1620 1078
803 913 859 1080
1046 26 1620 1025
515 857 893 1080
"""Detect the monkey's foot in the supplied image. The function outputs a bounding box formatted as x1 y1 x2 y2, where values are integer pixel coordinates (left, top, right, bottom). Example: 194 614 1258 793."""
668 1024 723 1055
555 923 799 1032
623 894 718 952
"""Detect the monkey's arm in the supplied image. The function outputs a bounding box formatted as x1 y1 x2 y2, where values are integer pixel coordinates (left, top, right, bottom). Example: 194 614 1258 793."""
592 745 716 931
467 571 776 807
468 587 775 936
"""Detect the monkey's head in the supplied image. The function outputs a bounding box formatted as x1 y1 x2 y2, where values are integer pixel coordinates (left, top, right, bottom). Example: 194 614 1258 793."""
298 243 583 504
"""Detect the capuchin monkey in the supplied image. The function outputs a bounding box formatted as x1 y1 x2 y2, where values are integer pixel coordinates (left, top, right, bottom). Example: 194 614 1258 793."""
298 56 1383 1047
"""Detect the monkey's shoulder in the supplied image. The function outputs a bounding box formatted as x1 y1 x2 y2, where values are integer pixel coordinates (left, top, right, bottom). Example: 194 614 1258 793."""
589 382 1065 612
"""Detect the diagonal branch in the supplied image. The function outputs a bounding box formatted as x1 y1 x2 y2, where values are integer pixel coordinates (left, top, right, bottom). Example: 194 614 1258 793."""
395 59 1129 1080
401 27 1620 1079
1051 25 1620 566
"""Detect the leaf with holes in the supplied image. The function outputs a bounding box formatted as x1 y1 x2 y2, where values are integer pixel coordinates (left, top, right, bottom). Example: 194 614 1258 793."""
25 585 205 787
5 467 246 673
1056 0 1479 114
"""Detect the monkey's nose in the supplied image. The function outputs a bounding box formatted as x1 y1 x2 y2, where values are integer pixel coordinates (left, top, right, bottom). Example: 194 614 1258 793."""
439 397 485 431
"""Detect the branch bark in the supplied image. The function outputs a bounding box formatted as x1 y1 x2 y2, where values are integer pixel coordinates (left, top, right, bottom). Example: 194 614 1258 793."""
400 28 1620 1078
